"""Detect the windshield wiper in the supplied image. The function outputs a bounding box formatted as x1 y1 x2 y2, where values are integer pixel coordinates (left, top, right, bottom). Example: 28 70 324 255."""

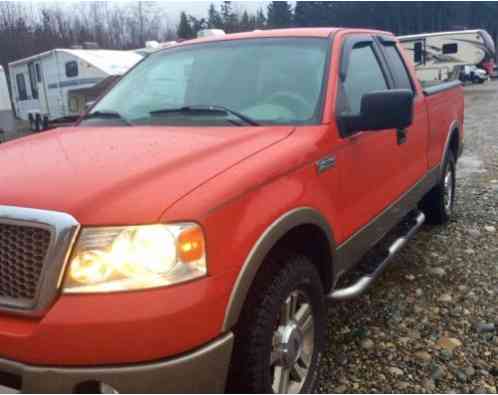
150 105 260 126
82 110 134 126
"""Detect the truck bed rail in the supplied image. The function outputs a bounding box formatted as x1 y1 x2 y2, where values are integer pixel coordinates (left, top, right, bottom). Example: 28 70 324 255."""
423 80 462 96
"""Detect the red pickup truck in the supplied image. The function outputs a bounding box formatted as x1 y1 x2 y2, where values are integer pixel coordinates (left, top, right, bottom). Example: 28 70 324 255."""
0 28 463 393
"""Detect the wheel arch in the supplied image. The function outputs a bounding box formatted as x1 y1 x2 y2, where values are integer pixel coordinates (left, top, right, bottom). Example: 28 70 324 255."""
222 207 336 332
441 120 461 176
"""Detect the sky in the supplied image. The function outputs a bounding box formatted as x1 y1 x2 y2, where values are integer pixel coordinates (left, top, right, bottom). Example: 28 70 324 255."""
158 1 272 20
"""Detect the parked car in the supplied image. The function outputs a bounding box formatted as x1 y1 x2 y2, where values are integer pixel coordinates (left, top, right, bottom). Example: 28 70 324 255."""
459 64 488 84
0 28 464 393
490 65 498 79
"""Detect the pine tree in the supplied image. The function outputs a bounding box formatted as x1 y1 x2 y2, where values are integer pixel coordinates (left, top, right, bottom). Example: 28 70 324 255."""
267 1 293 28
177 11 194 39
255 8 266 28
208 3 224 29
221 1 239 33
240 10 251 32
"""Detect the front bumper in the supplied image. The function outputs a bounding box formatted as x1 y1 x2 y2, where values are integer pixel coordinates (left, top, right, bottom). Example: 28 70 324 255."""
0 333 233 393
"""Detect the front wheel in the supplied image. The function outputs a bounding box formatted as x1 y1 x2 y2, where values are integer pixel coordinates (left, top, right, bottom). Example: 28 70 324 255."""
228 253 325 393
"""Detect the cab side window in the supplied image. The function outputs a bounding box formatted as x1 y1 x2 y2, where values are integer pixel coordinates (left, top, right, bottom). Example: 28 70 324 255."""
342 44 388 115
381 43 414 91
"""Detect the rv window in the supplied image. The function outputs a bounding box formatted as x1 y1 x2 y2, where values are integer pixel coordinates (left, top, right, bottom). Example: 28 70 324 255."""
16 73 28 101
442 43 458 55
28 63 39 100
414 42 423 64
66 61 78 78
35 63 42 82
381 43 414 92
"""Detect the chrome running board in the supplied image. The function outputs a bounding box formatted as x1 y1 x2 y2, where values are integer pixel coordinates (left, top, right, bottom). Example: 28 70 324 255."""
328 211 425 301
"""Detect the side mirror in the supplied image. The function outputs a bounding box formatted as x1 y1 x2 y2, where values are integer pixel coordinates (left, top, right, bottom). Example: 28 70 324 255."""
340 89 414 134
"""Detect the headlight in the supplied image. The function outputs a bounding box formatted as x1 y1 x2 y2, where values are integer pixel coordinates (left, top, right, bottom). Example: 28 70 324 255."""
63 223 207 293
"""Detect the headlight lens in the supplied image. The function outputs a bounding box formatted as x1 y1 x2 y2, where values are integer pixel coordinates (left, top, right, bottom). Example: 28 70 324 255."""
63 223 206 293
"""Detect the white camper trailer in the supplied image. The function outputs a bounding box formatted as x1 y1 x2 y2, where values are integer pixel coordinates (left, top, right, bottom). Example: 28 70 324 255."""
0 65 15 141
8 49 142 131
398 29 496 84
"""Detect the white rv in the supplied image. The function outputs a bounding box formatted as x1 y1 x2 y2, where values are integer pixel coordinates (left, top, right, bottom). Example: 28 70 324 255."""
0 65 15 141
134 41 177 56
8 49 142 131
398 29 496 84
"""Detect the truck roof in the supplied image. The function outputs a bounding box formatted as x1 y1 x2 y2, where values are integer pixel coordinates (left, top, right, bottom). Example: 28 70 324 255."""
173 27 392 48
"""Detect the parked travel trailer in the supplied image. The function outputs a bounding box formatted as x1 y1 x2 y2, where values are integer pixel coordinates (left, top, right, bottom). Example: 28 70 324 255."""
0 65 15 141
398 29 496 84
8 49 142 131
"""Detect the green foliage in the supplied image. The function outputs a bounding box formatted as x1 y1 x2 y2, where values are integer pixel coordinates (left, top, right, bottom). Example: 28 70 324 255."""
267 1 293 28
177 11 194 39
207 3 223 29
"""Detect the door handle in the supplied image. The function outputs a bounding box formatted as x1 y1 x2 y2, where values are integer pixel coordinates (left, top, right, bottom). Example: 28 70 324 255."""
396 128 408 145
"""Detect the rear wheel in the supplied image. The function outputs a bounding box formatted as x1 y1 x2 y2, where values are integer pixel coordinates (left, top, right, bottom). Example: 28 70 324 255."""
420 151 456 224
228 253 325 393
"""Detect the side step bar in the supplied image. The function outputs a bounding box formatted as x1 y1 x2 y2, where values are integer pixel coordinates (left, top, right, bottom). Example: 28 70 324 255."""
327 211 426 301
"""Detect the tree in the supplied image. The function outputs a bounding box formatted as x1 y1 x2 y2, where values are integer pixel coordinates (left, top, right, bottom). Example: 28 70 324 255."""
267 1 293 28
294 1 334 27
239 10 251 32
255 8 266 28
221 1 239 33
207 3 224 29
177 11 194 39
189 16 207 35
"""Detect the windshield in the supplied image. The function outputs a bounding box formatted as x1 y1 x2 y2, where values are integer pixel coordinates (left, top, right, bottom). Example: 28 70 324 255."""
82 38 330 127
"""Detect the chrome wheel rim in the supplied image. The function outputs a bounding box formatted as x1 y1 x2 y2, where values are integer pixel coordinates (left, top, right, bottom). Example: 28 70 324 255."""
271 290 314 394
443 166 454 213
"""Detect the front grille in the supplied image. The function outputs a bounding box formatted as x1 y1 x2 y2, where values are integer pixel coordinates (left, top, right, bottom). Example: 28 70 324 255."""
0 206 80 316
0 224 51 304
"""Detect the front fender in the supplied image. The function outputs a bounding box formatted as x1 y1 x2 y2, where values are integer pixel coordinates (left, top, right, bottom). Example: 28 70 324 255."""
221 207 335 331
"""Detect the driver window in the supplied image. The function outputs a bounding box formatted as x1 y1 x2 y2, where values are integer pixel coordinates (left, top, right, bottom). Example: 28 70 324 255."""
343 44 388 115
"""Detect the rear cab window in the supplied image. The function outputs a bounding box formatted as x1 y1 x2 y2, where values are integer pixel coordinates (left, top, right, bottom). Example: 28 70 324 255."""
378 37 415 92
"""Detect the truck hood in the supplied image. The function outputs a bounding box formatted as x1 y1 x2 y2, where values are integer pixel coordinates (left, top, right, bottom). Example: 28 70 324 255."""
0 126 293 225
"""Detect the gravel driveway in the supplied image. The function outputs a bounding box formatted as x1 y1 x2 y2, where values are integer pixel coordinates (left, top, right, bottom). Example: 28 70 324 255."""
318 81 498 393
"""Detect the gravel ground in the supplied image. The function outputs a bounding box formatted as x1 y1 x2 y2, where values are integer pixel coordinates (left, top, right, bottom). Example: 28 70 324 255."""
318 81 498 393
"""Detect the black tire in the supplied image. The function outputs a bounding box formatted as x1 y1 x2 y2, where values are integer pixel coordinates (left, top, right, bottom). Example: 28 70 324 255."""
420 151 456 225
34 114 41 132
28 114 35 132
227 253 325 394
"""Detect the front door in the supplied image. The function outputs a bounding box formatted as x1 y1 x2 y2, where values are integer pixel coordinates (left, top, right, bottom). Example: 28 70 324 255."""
334 35 408 241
